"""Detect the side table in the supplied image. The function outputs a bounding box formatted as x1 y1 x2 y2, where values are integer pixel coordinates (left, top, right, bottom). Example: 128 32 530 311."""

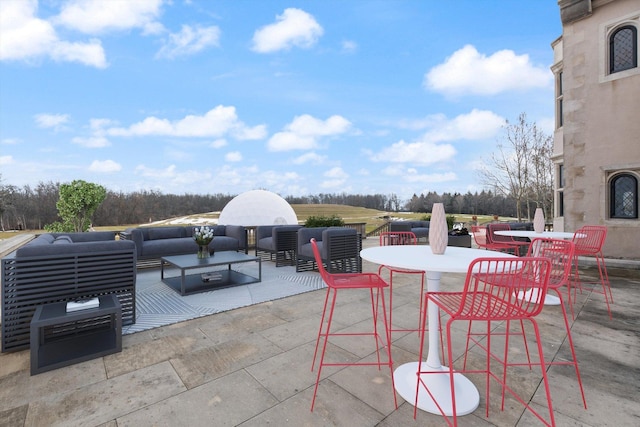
30 294 122 375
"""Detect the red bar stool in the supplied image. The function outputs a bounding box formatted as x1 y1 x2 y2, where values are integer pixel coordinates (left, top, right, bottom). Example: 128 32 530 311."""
378 231 425 333
417 257 556 426
488 223 529 256
571 225 613 319
309 238 397 411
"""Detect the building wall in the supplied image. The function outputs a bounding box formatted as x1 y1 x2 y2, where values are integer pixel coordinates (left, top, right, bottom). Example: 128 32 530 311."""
554 0 640 259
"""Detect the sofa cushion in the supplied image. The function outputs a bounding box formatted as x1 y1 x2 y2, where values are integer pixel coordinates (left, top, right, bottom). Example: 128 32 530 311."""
148 227 185 240
53 236 73 244
28 234 56 245
257 237 276 251
142 239 196 258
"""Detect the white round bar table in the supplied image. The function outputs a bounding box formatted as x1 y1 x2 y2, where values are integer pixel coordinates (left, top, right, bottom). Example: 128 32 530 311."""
494 230 583 305
360 245 515 416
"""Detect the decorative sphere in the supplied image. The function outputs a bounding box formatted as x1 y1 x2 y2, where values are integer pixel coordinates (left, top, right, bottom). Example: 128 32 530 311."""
218 190 298 226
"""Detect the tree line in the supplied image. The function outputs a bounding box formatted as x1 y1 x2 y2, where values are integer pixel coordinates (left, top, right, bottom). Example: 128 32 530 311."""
0 180 535 231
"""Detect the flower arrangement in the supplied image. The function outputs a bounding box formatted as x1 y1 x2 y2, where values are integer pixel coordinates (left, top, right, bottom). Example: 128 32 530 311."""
194 226 214 258
193 226 214 245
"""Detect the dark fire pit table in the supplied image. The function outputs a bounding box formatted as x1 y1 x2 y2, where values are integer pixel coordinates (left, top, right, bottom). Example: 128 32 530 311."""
161 252 262 296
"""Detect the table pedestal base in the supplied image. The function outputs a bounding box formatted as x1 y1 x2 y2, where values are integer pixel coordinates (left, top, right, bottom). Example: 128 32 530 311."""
517 289 560 305
393 362 479 416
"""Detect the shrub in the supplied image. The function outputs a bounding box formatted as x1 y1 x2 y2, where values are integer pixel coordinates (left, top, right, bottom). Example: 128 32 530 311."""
304 215 345 227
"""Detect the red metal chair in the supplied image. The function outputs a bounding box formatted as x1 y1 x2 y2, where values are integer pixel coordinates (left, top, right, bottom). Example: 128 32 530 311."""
472 225 518 253
487 223 529 256
309 238 397 411
471 225 491 250
571 225 613 319
416 257 556 426
486 238 587 410
378 231 426 334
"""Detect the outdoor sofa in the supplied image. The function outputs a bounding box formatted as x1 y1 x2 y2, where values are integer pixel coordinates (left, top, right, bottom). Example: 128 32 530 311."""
1 231 137 352
389 220 472 247
389 220 430 240
255 224 303 267
122 225 248 260
296 226 362 273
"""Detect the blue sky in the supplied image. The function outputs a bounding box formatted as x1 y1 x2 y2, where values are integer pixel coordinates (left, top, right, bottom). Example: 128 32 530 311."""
0 0 562 201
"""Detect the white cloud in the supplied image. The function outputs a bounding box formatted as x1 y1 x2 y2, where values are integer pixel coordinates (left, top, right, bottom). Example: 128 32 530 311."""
72 135 110 148
0 0 107 68
89 159 121 172
422 109 505 142
211 139 227 148
371 140 457 165
324 167 348 179
156 25 221 59
292 152 326 164
267 114 351 152
252 8 323 53
71 117 114 147
34 113 69 129
225 151 242 162
107 106 266 139
319 167 349 189
1 138 20 145
0 155 14 165
54 0 164 35
135 164 212 188
382 166 457 184
341 40 357 53
425 44 552 96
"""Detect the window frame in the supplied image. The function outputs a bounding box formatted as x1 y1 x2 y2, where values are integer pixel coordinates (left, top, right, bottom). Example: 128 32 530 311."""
599 12 640 83
609 173 638 219
609 25 638 74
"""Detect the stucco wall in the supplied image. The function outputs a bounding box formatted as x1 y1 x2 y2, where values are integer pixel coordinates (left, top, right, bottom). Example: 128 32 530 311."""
556 0 640 259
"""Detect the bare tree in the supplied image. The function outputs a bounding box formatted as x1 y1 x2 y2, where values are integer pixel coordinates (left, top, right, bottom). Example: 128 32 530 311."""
478 113 553 221
529 130 554 219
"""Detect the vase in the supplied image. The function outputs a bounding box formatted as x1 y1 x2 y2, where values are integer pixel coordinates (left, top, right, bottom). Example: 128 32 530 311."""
429 203 448 255
533 208 545 233
197 244 210 259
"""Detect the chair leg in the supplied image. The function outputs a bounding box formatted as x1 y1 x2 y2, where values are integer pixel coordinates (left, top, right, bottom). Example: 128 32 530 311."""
311 285 397 411
555 289 588 409
311 288 338 411
311 287 331 372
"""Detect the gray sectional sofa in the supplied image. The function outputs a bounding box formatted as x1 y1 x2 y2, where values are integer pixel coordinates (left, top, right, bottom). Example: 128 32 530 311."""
389 220 430 240
122 225 248 260
1 231 137 352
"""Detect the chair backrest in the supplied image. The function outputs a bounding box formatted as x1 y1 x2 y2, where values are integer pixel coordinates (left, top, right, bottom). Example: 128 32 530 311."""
455 257 551 320
488 223 514 243
379 231 418 246
573 225 607 254
527 238 575 290
310 238 333 287
471 225 488 247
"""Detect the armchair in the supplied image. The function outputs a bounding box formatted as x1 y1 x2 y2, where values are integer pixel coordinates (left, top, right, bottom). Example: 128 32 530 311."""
255 225 303 267
296 227 362 273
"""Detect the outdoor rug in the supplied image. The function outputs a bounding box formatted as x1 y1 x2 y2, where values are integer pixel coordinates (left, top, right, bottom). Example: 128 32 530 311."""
122 260 326 335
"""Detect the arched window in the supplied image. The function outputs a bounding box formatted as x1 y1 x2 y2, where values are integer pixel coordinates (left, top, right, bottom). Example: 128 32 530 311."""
610 173 638 219
609 25 638 74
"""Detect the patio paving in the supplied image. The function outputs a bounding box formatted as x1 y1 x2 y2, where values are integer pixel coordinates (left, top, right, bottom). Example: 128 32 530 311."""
1 238 639 426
